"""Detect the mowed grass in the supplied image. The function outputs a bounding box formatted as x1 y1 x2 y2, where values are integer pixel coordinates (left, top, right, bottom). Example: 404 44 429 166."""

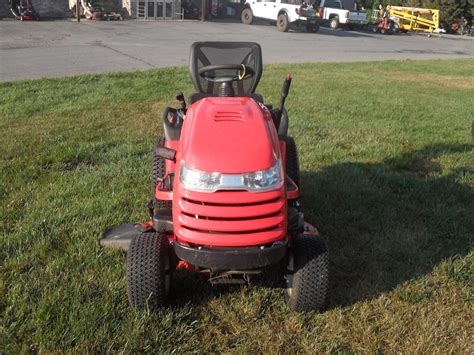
1 59 473 352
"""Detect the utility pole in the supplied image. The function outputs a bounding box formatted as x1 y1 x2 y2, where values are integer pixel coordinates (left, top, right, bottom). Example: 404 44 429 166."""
201 0 205 21
76 0 80 22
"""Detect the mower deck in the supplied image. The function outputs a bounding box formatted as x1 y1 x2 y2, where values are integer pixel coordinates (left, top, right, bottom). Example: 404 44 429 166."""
100 223 149 250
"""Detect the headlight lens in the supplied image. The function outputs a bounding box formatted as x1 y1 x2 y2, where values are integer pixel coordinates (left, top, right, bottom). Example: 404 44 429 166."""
180 160 283 193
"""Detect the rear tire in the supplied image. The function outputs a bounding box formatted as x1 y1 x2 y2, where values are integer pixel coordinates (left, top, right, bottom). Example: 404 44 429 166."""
127 232 172 309
277 13 289 32
241 8 253 24
329 16 339 30
286 234 329 312
284 136 300 188
152 136 171 210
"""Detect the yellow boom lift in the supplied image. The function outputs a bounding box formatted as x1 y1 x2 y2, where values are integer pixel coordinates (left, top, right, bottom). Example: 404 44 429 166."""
389 5 441 33
371 5 443 34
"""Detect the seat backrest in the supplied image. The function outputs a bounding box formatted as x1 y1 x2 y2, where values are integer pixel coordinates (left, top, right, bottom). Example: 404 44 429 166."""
189 42 263 96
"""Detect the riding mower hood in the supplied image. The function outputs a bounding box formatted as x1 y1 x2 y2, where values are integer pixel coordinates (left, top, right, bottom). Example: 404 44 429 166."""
101 42 329 312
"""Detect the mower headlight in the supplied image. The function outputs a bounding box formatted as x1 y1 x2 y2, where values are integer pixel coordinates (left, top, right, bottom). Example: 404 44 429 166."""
242 160 283 191
179 160 283 193
179 164 222 192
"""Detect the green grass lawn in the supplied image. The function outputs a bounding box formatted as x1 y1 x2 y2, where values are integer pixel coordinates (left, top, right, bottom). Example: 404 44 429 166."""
1 59 473 352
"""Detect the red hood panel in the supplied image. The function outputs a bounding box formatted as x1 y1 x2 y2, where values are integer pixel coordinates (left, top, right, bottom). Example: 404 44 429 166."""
181 97 279 174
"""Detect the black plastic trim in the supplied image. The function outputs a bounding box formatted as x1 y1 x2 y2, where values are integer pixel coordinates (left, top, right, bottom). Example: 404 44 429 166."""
174 239 288 271
153 209 173 233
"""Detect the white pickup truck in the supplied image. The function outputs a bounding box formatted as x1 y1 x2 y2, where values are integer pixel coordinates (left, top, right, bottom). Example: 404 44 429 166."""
241 0 323 33
314 0 367 29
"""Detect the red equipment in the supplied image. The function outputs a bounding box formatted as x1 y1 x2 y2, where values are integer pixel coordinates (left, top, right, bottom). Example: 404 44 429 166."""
377 17 395 34
101 42 329 312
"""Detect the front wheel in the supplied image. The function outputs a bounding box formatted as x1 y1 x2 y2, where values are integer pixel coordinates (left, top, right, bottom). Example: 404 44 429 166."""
127 232 172 309
241 8 253 24
286 234 329 312
277 13 289 32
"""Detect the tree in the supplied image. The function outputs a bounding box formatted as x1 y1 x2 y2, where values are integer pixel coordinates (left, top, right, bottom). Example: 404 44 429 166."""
423 0 471 24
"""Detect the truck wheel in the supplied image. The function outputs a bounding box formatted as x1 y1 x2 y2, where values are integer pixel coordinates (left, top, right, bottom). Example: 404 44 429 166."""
330 16 339 30
286 234 329 312
277 13 289 32
127 232 172 309
241 8 253 24
152 136 171 210
306 23 320 33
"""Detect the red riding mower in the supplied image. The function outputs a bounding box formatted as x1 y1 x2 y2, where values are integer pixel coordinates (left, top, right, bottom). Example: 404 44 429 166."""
101 42 329 312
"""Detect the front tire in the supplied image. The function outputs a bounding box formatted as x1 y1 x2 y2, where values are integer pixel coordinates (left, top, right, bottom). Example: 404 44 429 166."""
329 16 339 30
127 232 172 309
286 234 329 312
277 13 289 32
241 8 253 24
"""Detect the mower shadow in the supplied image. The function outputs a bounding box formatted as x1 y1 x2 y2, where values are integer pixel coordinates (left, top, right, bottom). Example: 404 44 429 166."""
169 269 245 307
167 143 472 309
299 143 473 308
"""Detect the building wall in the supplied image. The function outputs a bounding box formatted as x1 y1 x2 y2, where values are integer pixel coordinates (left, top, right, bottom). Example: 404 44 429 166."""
1 1 10 18
130 0 183 19
38 0 71 17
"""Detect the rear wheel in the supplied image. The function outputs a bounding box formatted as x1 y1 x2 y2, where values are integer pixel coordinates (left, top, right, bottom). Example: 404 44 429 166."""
284 136 300 188
329 16 339 30
286 234 329 312
152 136 171 210
241 8 253 24
277 13 289 32
127 232 172 309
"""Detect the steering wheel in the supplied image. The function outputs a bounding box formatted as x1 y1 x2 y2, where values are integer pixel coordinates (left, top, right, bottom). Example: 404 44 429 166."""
198 64 255 84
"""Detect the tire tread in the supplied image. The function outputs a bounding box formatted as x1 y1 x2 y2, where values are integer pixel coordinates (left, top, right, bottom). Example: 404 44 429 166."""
287 234 329 312
126 232 169 308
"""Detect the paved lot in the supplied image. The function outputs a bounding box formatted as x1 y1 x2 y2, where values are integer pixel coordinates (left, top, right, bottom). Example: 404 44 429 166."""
0 19 473 82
